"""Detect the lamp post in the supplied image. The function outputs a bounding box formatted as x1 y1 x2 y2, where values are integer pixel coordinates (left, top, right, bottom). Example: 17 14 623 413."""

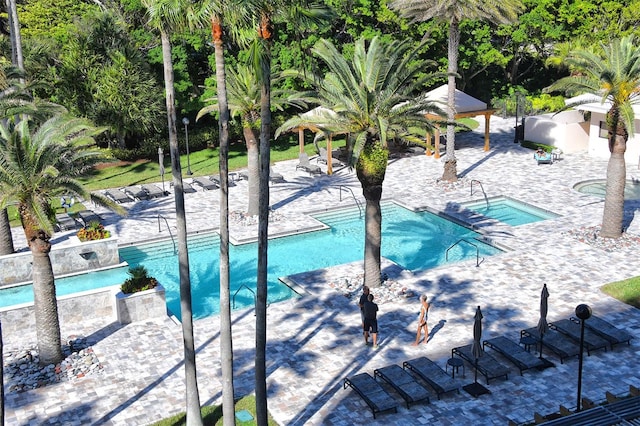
575 303 592 412
513 92 521 143
182 117 192 175
158 146 165 193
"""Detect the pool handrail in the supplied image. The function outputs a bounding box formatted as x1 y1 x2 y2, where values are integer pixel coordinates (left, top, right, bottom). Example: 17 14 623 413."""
338 185 363 219
157 214 177 255
233 284 256 311
470 180 489 208
446 238 483 267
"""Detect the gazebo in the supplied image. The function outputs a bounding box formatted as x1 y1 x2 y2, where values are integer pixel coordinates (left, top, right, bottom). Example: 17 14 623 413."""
293 107 341 175
424 85 497 158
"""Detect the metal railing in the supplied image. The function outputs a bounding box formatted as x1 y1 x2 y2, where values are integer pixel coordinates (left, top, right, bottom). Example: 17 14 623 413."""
339 185 363 219
470 179 489 207
446 238 483 267
157 214 177 255
232 284 256 311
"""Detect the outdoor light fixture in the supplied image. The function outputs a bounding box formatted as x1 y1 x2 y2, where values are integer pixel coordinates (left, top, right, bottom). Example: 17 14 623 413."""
182 117 192 175
575 303 592 412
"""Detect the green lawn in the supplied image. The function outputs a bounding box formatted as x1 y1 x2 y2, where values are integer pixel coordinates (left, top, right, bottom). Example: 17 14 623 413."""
151 395 278 426
601 277 640 309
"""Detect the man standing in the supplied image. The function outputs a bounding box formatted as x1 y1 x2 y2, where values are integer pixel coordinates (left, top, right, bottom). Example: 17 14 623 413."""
358 286 370 328
363 293 379 349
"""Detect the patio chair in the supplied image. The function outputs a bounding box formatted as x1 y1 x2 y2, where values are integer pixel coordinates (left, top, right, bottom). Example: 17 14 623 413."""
55 213 79 231
170 181 196 194
122 186 149 201
296 153 322 175
192 176 218 191
141 184 167 199
521 327 580 364
534 150 553 165
452 344 510 384
76 210 103 227
316 147 342 167
104 188 133 203
343 373 398 419
549 319 609 355
270 166 285 184
483 336 549 375
402 357 460 399
210 174 236 187
373 364 431 409
571 315 634 348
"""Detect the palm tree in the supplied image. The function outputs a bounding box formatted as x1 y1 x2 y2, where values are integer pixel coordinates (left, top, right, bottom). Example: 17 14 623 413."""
277 36 443 292
547 36 640 238
0 108 125 366
142 1 203 423
388 0 523 182
198 64 307 216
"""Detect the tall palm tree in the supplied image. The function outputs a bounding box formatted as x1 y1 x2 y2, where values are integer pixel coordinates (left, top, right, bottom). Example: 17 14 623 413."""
388 0 523 182
277 36 443 292
250 3 332 422
548 36 640 238
0 108 124 365
142 1 203 424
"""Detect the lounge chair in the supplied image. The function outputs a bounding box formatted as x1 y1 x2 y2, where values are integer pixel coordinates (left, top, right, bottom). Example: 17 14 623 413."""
521 327 580 364
237 170 249 181
296 153 322 175
316 147 342 167
343 373 398 419
452 344 510 384
549 319 609 355
571 315 634 348
55 213 78 231
210 174 236 187
192 176 218 191
373 364 431 409
170 181 196 194
76 210 102 227
122 186 149 201
104 189 133 203
483 336 548 375
402 357 460 399
141 184 166 199
534 150 553 165
270 166 285 184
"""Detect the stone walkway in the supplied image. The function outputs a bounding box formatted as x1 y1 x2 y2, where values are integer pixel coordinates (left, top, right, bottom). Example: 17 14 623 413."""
4 116 640 425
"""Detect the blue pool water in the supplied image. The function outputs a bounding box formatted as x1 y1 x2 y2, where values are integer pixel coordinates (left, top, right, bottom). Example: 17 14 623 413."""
460 196 558 226
2 202 502 318
573 179 640 200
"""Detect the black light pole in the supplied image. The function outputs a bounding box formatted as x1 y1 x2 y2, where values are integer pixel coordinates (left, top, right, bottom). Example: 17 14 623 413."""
182 117 192 175
513 92 520 143
575 303 592 412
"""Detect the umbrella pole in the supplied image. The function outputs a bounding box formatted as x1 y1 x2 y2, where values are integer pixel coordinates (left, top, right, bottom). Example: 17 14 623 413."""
474 358 479 383
539 335 543 359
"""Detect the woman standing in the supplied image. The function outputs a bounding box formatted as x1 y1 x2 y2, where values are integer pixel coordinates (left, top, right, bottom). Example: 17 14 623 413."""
412 294 430 345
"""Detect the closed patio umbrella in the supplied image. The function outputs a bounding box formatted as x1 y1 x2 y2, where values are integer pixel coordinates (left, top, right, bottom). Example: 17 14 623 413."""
537 284 549 359
471 305 483 383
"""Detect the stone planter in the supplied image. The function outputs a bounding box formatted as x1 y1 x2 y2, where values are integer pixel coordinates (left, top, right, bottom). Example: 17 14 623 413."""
115 283 166 324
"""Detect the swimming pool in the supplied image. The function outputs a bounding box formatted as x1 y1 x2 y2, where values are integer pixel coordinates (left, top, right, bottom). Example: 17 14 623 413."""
2 202 502 318
573 179 640 200
460 196 559 226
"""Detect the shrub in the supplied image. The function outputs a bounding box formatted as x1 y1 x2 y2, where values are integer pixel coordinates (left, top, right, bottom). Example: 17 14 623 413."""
77 221 111 241
121 265 158 294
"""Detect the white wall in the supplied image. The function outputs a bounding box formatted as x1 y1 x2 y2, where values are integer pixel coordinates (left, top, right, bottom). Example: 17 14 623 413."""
524 110 589 153
587 111 640 165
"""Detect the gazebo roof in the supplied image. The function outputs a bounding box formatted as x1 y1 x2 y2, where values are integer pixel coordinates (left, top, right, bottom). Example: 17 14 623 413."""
424 84 488 113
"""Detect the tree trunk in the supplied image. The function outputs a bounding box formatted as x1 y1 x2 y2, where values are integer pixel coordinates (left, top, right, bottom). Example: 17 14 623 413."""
160 28 203 426
28 230 63 366
600 109 627 238
442 19 460 183
6 0 24 71
0 209 14 255
256 13 273 424
211 16 236 426
244 125 260 216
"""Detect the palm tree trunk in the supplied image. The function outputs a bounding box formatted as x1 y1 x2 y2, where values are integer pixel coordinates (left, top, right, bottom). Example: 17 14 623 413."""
211 17 236 425
29 232 63 366
442 19 460 182
160 28 203 426
244 125 260 216
601 110 627 238
0 209 14 255
256 14 273 424
363 197 382 288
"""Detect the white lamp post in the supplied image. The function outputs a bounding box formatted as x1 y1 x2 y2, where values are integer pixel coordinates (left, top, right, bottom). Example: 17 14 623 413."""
182 117 192 175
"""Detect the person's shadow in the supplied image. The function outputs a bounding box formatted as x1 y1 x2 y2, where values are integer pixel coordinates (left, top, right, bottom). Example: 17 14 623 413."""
427 319 446 343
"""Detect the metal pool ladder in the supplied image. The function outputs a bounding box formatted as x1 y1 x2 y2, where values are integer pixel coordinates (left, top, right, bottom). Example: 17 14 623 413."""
446 239 483 267
470 179 489 207
339 185 363 219
233 284 256 311
157 214 177 255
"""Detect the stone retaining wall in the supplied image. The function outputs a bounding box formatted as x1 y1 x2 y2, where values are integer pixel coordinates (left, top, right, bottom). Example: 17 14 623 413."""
0 237 120 286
